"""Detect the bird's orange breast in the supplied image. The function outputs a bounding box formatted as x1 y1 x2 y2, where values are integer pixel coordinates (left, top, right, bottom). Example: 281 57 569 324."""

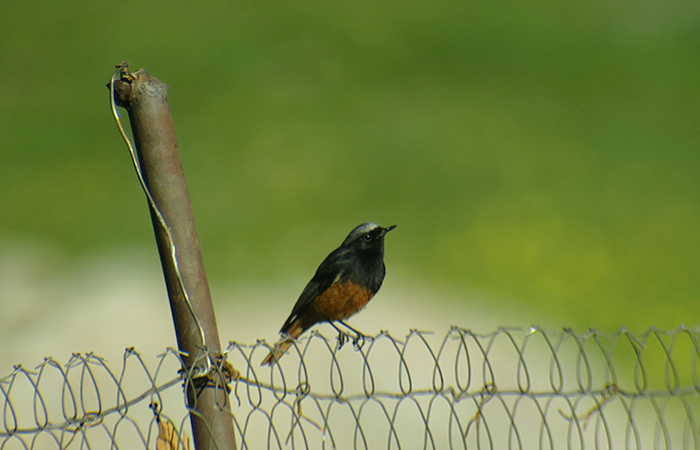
311 281 374 321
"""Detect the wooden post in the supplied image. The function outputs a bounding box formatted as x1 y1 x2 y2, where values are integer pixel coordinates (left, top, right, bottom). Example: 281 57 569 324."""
110 63 237 450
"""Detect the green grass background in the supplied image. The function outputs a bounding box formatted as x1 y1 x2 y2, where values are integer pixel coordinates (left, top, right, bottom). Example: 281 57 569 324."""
1 0 699 333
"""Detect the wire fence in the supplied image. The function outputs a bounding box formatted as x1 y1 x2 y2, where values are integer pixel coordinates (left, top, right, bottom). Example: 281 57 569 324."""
2 326 700 449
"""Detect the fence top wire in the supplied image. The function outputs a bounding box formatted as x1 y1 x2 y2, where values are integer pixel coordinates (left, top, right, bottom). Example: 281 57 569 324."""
3 326 700 450
231 325 700 399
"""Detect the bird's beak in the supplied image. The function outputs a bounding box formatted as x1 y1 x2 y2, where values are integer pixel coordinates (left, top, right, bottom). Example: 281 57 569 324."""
382 225 397 236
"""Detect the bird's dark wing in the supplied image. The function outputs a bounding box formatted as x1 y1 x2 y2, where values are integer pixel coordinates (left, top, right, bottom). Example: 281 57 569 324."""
279 247 352 333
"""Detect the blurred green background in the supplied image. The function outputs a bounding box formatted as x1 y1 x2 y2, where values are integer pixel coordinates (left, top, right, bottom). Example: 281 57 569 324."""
1 0 699 333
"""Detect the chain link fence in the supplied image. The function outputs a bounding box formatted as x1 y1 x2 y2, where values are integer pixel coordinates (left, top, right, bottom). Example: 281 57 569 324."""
3 326 700 449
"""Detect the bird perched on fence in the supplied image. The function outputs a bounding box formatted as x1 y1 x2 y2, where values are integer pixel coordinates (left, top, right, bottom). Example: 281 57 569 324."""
261 222 396 366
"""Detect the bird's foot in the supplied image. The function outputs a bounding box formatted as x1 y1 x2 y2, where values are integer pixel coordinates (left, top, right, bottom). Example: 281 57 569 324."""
331 321 372 350
336 331 350 349
351 331 372 349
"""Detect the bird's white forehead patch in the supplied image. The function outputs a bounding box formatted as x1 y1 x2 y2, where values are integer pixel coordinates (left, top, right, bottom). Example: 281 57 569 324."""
354 222 380 234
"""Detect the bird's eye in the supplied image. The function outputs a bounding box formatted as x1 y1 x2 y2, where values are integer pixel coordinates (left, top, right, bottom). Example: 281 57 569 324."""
363 234 372 241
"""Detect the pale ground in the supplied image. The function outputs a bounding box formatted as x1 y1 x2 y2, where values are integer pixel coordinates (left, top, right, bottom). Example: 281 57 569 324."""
0 244 518 374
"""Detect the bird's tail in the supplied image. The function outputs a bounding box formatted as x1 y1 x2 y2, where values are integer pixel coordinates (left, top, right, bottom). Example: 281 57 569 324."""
261 320 304 366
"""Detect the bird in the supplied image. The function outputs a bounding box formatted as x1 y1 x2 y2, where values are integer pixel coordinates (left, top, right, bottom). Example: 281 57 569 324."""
261 222 396 366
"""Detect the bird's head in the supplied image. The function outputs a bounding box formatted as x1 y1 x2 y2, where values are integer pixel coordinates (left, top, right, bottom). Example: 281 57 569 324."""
342 222 396 253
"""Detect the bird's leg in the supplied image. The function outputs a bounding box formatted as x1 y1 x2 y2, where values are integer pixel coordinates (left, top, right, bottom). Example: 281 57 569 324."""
337 321 370 349
328 321 349 348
